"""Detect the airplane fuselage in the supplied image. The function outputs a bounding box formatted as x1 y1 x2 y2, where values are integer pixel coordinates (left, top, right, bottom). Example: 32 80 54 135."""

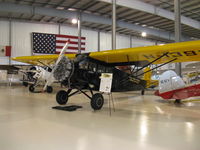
155 83 200 100
59 55 146 92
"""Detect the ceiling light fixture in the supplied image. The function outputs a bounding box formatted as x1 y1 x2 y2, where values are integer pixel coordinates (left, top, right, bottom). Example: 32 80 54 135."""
141 32 147 37
71 18 78 24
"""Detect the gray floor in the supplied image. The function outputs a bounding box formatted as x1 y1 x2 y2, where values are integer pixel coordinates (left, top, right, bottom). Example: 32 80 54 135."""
1 86 200 150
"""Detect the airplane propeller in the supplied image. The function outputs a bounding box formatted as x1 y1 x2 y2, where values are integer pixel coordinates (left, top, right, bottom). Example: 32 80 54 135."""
43 39 74 92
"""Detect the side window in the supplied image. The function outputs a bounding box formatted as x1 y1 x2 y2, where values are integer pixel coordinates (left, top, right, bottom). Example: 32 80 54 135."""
88 62 97 72
105 67 113 73
97 65 105 73
79 60 89 70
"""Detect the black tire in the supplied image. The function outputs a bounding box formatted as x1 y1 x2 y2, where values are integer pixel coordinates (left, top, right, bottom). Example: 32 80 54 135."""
47 86 53 93
56 90 68 105
90 93 104 110
174 99 181 104
29 85 35 92
141 90 145 95
23 82 28 87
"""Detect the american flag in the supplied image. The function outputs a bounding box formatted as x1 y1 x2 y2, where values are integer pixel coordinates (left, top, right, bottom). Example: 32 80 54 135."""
32 32 86 54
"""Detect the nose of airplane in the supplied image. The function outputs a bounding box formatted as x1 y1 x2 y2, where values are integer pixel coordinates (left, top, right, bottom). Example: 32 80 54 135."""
53 55 74 82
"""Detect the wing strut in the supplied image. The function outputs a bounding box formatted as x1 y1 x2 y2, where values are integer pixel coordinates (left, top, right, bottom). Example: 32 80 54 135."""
37 60 52 69
135 58 177 77
133 52 169 74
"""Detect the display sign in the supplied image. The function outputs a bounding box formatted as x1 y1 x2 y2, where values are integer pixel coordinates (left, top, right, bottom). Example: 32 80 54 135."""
0 70 7 81
99 73 113 93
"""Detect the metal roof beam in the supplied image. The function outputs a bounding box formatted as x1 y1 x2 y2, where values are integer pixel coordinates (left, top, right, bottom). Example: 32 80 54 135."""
98 0 200 30
0 2 191 41
81 0 99 11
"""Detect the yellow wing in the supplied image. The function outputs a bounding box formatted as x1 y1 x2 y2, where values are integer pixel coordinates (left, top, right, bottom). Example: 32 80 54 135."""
12 54 76 66
89 40 200 65
12 40 200 66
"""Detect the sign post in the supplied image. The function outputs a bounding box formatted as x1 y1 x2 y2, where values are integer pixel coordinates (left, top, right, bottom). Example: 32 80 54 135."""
99 73 115 115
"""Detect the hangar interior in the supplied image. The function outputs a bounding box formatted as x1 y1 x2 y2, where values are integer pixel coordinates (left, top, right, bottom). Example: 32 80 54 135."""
0 0 200 150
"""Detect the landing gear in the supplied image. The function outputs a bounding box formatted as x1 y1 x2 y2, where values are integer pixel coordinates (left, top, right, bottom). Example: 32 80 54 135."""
56 90 69 105
23 81 28 87
141 89 145 95
55 86 104 110
46 86 53 93
174 99 181 104
29 84 35 92
91 93 104 110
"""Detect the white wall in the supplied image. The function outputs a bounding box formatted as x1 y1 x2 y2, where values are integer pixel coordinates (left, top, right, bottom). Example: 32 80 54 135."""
131 37 156 47
0 20 160 65
60 25 77 35
0 21 10 64
116 34 130 49
100 32 112 51
0 21 9 46
82 29 98 52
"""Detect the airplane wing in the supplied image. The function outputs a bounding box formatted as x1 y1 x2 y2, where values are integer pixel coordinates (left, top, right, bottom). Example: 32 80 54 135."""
12 54 76 66
12 40 200 66
89 40 200 66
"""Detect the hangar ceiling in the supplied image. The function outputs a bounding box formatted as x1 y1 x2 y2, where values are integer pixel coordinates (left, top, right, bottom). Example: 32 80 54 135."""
0 0 199 43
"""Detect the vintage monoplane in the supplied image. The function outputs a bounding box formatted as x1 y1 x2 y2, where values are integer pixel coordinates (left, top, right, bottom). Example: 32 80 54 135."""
155 70 200 103
12 40 200 110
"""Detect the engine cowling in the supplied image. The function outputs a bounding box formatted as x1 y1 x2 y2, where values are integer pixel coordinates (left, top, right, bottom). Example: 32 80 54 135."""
53 56 74 82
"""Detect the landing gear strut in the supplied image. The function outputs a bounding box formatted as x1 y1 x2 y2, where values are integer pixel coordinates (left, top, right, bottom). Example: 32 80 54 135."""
56 86 104 110
46 86 53 93
23 82 28 87
141 89 145 95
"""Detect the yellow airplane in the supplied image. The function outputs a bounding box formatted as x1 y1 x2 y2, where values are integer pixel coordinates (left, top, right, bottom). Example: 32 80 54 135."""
143 67 158 88
12 40 200 110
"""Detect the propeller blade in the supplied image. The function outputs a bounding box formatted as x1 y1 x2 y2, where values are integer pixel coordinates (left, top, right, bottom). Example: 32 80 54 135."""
43 40 71 91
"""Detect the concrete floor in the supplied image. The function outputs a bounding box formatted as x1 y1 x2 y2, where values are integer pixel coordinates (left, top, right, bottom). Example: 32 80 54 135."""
1 86 200 150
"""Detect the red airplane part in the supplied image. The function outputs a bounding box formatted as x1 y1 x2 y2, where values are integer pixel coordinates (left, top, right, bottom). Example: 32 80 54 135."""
154 70 200 101
155 83 200 99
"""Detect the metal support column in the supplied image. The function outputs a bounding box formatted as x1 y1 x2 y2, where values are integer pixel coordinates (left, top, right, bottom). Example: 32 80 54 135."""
78 11 82 54
58 24 61 34
112 0 116 50
174 0 181 76
98 30 100 52
9 19 12 65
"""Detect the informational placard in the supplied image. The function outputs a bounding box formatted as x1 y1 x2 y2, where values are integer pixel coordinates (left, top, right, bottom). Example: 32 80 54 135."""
0 70 7 81
99 73 113 93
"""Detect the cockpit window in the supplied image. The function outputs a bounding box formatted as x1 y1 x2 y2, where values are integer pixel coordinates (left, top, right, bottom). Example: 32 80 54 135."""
97 65 105 73
79 60 88 69
88 62 97 72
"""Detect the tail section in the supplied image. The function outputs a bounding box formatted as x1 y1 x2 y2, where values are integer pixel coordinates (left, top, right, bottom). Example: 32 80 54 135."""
143 67 152 81
143 67 158 88
158 70 185 94
155 70 186 99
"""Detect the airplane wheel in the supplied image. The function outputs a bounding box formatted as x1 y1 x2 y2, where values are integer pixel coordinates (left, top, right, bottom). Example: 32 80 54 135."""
29 85 35 92
141 90 145 95
56 90 68 105
91 93 104 110
47 86 53 93
23 82 28 87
